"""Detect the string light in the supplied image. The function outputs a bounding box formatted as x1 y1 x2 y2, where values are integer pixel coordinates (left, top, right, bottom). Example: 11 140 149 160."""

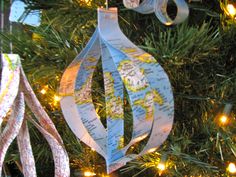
80 0 92 7
219 114 229 125
227 162 236 174
157 163 166 171
54 95 61 102
53 95 61 107
226 4 236 16
155 154 168 176
40 85 48 95
40 88 46 94
156 162 166 176
216 103 232 126
55 75 60 81
84 171 96 176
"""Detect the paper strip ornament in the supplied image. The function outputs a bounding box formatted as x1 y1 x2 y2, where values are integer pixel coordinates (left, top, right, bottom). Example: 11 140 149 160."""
0 54 20 126
17 120 37 177
9 0 41 26
0 54 70 177
0 93 25 176
123 0 189 25
60 8 174 174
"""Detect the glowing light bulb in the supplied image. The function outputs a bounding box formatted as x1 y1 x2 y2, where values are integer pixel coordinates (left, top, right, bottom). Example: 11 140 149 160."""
165 22 172 26
227 4 236 16
84 171 96 176
40 85 49 95
157 163 166 171
80 0 92 6
220 115 228 124
40 89 46 94
54 95 61 102
228 162 236 174
91 148 95 151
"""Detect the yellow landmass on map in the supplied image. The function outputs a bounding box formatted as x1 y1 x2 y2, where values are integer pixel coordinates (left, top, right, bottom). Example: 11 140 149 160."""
121 48 157 63
87 57 97 63
121 47 137 53
74 75 93 105
85 65 96 70
134 53 156 63
153 89 164 106
133 91 154 120
104 72 123 119
4 54 20 70
117 136 124 150
118 60 148 92
133 89 164 119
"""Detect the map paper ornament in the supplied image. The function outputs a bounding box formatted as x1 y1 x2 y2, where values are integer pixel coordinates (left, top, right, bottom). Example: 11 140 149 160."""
123 0 189 25
9 0 41 26
0 54 70 177
60 8 174 174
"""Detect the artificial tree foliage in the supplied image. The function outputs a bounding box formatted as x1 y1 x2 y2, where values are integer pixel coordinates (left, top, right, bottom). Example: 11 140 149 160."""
0 0 236 176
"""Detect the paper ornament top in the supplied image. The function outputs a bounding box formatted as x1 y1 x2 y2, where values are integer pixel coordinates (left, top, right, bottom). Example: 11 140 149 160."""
123 0 189 25
9 0 41 26
60 7 174 174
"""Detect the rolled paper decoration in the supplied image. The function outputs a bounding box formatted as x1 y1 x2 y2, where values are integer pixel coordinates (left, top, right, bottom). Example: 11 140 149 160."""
155 0 189 25
123 0 189 25
0 54 70 177
60 8 174 174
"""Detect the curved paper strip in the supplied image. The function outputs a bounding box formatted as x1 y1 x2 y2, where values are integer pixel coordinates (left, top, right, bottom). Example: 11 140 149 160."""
17 120 37 177
74 33 107 151
123 0 189 25
29 118 70 177
0 54 21 126
100 40 154 157
98 7 174 152
60 30 107 158
98 8 174 173
19 69 70 177
20 69 64 145
0 93 25 176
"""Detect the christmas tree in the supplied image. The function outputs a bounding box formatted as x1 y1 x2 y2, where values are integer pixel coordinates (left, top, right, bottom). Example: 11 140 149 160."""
0 0 236 176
